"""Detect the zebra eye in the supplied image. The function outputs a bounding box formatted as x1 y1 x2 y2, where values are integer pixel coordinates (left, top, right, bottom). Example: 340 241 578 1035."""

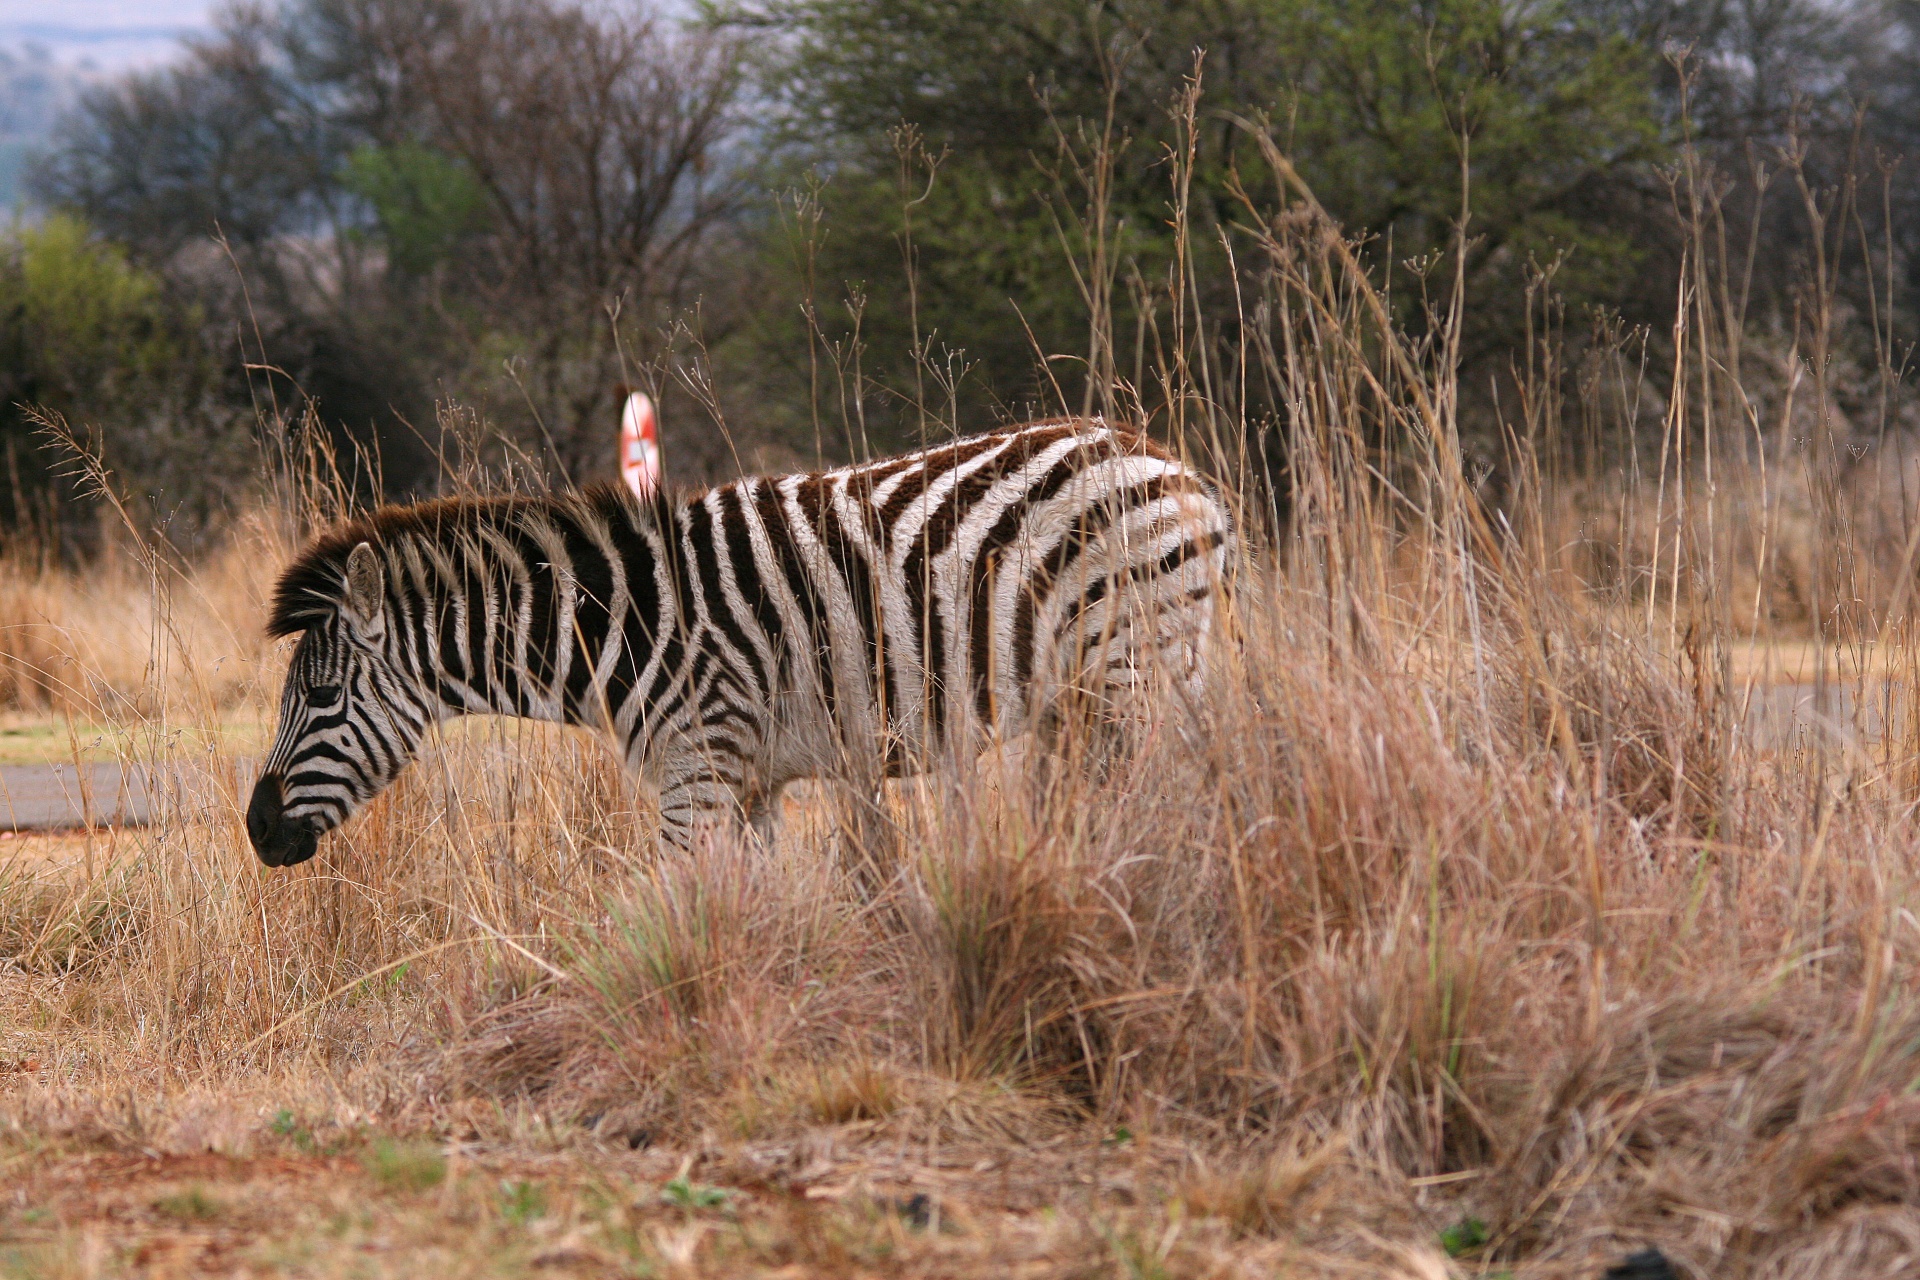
307 683 342 708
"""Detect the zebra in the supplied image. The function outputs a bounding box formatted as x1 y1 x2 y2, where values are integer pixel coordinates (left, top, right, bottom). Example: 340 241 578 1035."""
245 418 1233 866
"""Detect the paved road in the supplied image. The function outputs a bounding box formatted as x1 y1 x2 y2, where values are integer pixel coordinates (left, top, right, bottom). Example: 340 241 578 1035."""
1740 681 1883 752
0 762 155 833
0 686 1888 834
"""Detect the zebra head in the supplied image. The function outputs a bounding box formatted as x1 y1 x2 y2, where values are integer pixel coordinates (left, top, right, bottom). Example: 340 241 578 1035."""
248 540 430 867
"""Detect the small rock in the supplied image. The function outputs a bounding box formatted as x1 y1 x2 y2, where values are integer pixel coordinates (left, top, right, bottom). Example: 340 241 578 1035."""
1604 1247 1678 1280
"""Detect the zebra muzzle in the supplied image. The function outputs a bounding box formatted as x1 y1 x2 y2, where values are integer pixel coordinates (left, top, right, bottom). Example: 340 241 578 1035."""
247 773 320 867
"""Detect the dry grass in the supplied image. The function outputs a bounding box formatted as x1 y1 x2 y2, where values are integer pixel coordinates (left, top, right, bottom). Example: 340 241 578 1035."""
10 127 1920 1279
0 523 279 721
4 521 1919 1277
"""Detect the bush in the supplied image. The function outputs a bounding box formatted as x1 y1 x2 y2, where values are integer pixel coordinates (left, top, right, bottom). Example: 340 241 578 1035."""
0 215 250 549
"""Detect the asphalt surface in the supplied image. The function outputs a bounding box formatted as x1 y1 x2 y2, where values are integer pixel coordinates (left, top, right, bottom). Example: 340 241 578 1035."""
0 685 1888 834
0 762 155 832
1738 681 1879 750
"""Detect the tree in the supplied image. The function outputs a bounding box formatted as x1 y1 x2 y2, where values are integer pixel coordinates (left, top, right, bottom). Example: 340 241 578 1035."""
33 0 749 492
729 0 1667 451
0 216 245 547
381 0 748 476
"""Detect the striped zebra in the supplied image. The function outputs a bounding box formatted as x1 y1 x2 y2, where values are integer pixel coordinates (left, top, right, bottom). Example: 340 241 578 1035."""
246 418 1232 866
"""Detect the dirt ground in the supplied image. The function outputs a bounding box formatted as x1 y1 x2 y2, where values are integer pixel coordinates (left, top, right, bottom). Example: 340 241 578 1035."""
0 1111 1469 1279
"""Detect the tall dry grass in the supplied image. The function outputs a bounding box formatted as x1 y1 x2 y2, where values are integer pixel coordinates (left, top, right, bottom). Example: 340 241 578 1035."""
9 106 1920 1278
0 528 276 719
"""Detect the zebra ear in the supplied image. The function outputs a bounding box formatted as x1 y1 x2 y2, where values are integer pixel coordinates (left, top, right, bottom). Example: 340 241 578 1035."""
343 542 386 641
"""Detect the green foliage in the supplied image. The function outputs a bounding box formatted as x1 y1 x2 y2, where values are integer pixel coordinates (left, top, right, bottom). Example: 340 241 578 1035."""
361 1138 447 1193
270 1108 317 1152
737 0 1664 439
660 1175 729 1210
1278 0 1660 244
16 0 1887 513
37 0 748 491
767 0 1663 257
500 1179 547 1223
0 213 244 544
1 214 176 404
152 1185 223 1221
574 881 725 1027
342 144 490 276
1440 1215 1490 1256
351 960 412 1000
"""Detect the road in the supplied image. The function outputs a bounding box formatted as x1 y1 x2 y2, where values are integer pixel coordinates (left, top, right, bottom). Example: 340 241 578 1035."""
0 686 1888 834
1739 681 1882 752
0 762 154 833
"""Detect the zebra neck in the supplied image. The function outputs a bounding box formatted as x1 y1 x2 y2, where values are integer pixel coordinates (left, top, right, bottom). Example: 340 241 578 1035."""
491 522 674 740
383 489 684 748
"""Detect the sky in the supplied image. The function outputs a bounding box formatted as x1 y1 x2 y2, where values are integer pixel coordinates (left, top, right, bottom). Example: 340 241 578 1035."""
0 0 210 72
0 1 210 205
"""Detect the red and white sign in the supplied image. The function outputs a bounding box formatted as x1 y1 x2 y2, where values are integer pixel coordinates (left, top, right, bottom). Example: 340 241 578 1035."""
619 389 661 499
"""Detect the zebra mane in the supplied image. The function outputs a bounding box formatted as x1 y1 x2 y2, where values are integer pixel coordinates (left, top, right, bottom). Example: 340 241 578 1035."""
266 484 666 637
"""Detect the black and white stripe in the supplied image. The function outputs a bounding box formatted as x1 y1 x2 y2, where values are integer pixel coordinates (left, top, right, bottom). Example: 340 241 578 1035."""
245 419 1232 865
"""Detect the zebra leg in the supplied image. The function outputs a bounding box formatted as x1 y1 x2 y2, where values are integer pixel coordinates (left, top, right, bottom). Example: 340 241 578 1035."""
745 780 785 849
824 770 900 899
1034 684 1128 786
654 751 755 851
1078 583 1217 767
1035 607 1137 783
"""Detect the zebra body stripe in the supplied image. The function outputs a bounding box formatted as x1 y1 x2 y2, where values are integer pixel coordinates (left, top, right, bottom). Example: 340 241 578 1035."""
247 419 1232 860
